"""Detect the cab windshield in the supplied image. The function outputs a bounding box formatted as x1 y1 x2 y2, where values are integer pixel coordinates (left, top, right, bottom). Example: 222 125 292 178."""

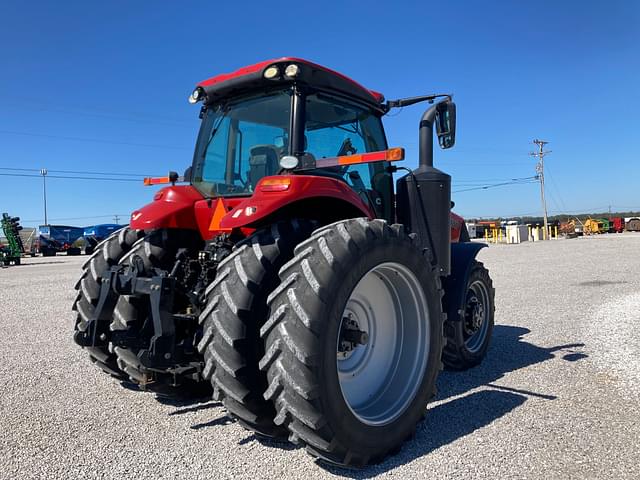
191 88 390 210
192 90 292 196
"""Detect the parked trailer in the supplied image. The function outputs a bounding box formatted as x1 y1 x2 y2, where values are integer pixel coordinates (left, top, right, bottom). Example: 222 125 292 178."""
79 224 125 254
610 217 625 233
35 225 85 256
627 217 640 232
465 222 477 238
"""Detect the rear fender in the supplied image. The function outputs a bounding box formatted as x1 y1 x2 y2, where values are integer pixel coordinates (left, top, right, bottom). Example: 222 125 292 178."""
442 242 488 322
129 185 203 231
450 211 465 242
219 175 374 229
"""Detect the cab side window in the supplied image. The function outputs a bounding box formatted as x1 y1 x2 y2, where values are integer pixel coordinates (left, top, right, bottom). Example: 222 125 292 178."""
304 94 392 219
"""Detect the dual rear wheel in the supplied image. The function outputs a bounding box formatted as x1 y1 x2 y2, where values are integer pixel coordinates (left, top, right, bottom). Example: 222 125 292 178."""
74 218 493 467
258 218 445 466
201 218 446 466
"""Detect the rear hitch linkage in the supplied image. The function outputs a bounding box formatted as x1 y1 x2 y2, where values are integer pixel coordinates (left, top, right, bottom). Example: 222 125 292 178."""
73 262 194 371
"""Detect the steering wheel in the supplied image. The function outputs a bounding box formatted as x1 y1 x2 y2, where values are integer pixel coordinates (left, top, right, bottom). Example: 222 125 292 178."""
326 137 357 176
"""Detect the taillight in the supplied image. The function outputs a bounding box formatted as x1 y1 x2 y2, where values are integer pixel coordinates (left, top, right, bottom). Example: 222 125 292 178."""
259 178 291 192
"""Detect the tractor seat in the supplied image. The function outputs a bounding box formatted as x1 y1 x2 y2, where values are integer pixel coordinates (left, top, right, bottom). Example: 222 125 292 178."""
248 145 280 189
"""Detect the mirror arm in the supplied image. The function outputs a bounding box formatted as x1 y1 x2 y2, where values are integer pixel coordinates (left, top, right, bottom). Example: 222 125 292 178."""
385 93 452 111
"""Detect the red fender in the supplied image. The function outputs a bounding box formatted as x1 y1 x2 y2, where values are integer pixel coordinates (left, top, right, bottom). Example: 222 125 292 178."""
450 211 465 242
128 177 373 240
219 175 374 230
129 185 203 231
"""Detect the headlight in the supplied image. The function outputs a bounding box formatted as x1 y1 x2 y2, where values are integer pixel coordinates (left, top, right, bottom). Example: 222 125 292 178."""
284 64 300 78
188 87 203 104
263 66 280 79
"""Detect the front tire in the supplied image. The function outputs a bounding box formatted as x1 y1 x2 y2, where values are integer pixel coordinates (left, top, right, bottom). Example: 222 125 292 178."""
442 261 495 370
260 219 445 467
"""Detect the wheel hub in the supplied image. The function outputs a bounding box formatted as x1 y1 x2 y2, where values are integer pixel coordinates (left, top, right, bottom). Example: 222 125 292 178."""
337 314 369 360
463 279 490 352
465 295 485 335
336 262 430 426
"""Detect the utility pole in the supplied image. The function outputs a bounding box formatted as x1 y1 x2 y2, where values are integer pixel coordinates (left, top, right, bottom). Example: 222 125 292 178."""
113 214 120 224
530 140 551 239
40 168 48 226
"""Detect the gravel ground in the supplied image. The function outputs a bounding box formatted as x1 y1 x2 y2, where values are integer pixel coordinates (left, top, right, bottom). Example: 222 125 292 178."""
1 233 639 479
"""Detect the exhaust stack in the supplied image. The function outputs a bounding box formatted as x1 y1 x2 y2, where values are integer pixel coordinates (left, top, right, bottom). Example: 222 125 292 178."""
396 100 453 276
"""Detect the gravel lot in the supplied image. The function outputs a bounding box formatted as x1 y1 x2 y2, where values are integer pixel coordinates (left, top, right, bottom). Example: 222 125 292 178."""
1 233 639 479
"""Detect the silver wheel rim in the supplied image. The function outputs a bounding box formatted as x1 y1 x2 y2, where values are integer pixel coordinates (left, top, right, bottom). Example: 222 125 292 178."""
336 262 430 426
463 279 490 353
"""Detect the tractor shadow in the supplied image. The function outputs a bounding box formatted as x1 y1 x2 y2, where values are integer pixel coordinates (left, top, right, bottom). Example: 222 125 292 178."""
320 325 587 478
164 397 228 430
122 381 216 410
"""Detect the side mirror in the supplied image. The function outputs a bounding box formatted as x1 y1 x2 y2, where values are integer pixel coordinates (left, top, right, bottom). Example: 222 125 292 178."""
435 101 456 149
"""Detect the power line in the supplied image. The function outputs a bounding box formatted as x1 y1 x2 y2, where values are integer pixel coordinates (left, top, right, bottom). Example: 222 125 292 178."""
453 176 539 185
0 129 190 150
1 105 192 127
452 176 538 193
0 97 193 126
0 167 159 177
47 169 153 177
0 167 40 172
543 163 569 214
0 172 141 182
21 214 130 223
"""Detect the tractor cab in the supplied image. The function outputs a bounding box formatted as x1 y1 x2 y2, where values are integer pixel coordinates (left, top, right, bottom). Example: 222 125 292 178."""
188 58 395 221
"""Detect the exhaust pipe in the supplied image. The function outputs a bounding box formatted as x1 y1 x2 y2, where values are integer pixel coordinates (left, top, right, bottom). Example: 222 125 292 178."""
396 100 452 275
419 103 437 168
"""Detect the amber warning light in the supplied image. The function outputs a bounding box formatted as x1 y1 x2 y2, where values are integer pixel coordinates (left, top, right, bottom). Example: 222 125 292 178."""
143 176 170 186
313 147 404 169
143 171 181 186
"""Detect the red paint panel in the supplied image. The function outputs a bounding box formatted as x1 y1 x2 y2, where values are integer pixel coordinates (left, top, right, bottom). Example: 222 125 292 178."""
450 211 465 242
129 185 203 231
219 175 374 229
197 59 275 88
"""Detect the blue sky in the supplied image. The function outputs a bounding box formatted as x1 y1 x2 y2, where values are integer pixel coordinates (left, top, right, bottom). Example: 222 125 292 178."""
0 0 638 227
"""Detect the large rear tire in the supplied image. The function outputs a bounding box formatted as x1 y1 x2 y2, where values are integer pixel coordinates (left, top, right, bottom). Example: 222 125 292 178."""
198 220 315 437
442 261 495 370
72 227 143 378
260 218 444 467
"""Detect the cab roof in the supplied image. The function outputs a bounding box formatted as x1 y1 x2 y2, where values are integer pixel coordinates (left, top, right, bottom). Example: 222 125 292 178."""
195 57 385 112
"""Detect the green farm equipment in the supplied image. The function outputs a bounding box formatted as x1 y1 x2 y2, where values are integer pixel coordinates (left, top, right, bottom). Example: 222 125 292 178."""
1 213 24 266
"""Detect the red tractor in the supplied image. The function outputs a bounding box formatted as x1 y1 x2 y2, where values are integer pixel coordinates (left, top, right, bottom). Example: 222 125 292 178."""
73 58 495 467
